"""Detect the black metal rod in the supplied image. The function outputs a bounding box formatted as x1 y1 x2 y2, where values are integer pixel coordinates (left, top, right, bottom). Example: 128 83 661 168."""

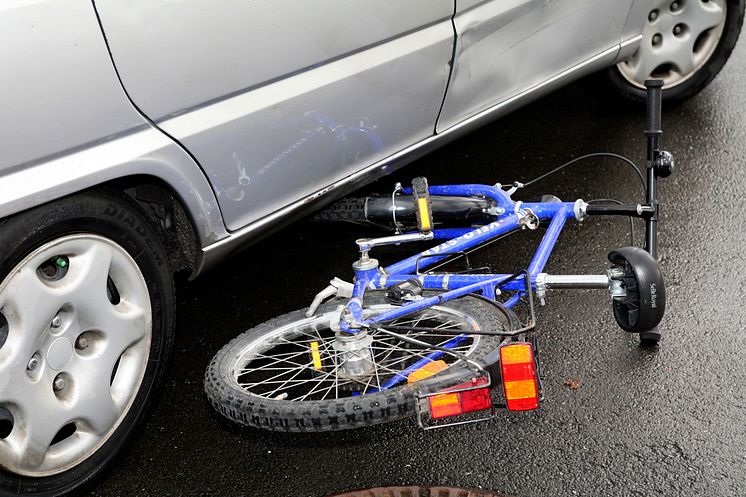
644 79 663 259
646 162 658 258
585 204 654 218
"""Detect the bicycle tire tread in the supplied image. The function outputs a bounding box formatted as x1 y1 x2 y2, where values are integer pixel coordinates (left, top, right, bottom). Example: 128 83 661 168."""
204 294 513 432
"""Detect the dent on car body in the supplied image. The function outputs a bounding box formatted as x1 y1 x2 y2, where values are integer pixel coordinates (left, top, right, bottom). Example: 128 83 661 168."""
438 0 637 131
155 23 454 230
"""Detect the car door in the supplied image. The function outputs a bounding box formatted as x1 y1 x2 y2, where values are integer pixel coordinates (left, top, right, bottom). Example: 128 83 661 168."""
438 0 637 131
94 1 455 230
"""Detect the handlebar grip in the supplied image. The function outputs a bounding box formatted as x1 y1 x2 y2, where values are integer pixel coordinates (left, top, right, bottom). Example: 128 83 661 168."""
411 176 433 232
645 79 663 136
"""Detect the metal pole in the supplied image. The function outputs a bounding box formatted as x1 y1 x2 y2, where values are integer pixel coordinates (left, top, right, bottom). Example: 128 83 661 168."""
644 79 663 259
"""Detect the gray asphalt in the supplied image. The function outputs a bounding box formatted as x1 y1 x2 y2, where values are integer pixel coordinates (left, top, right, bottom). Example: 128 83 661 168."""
91 41 746 497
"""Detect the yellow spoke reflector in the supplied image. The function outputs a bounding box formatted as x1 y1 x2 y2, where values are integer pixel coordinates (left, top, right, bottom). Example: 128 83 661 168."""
310 341 322 371
407 360 448 383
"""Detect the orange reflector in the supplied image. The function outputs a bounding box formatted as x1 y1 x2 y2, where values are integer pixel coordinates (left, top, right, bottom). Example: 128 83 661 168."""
407 360 448 383
504 379 537 400
500 344 533 365
429 392 462 419
428 377 492 419
499 343 539 411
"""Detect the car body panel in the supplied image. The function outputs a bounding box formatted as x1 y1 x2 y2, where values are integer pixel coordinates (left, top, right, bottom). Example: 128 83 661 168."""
623 0 655 43
94 1 455 230
0 0 142 170
438 0 636 131
0 0 227 246
93 0 454 121
0 127 228 246
157 24 453 230
198 43 622 272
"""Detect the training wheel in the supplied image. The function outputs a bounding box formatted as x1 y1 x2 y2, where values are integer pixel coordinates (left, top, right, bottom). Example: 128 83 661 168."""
608 247 666 344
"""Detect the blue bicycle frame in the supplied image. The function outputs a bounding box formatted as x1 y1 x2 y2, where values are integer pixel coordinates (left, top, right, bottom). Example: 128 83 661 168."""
334 182 586 390
322 81 673 393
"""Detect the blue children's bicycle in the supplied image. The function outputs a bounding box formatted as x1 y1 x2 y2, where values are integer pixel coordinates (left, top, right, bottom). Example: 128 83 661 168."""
204 81 673 431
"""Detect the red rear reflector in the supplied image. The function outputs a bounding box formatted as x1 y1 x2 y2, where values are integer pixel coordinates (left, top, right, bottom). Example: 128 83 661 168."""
499 343 539 411
428 377 492 419
460 384 492 412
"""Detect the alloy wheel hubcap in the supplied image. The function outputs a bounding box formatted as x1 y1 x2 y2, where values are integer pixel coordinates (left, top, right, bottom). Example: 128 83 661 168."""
0 234 151 477
618 0 727 89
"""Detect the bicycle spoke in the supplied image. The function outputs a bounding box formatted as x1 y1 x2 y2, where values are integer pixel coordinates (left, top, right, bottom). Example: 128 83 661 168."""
388 313 438 327
240 359 315 385
239 353 312 373
296 358 347 401
264 365 314 398
242 349 309 370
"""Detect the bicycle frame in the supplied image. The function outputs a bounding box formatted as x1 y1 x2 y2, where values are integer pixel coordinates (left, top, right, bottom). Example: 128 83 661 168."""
332 183 602 390
325 80 670 393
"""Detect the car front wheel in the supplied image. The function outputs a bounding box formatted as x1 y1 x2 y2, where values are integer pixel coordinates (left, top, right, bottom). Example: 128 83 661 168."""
0 190 174 496
596 0 744 104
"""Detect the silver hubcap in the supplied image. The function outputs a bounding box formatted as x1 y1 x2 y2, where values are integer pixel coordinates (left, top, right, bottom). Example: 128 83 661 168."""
618 0 727 89
0 234 151 477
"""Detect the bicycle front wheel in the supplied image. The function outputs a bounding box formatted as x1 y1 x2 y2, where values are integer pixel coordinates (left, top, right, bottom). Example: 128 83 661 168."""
204 293 516 432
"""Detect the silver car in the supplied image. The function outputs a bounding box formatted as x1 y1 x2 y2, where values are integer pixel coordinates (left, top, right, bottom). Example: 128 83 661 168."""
0 1 742 495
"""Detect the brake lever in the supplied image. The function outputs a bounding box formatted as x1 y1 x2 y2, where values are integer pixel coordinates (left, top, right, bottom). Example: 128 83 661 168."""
306 277 354 317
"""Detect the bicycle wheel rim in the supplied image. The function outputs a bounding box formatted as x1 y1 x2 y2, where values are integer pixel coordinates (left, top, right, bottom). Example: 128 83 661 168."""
229 304 484 402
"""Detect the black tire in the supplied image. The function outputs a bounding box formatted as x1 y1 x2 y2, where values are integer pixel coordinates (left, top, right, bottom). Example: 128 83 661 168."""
312 197 367 223
639 330 662 346
0 190 175 497
204 293 515 432
587 0 744 105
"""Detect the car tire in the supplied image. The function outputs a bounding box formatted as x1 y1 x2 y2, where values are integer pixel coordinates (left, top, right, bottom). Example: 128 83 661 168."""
589 0 744 105
0 190 175 497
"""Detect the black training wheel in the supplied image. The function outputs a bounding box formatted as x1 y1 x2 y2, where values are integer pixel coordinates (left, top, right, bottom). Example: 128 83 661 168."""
608 247 666 339
639 330 662 346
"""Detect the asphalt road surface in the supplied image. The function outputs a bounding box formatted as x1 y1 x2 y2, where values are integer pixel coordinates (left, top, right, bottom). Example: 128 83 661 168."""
91 42 746 497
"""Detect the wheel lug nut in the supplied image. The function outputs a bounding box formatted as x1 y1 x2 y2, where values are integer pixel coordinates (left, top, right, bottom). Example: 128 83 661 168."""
51 316 62 329
75 336 88 350
652 33 663 47
649 9 659 21
53 376 65 392
671 1 680 11
674 24 684 35
27 355 40 371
